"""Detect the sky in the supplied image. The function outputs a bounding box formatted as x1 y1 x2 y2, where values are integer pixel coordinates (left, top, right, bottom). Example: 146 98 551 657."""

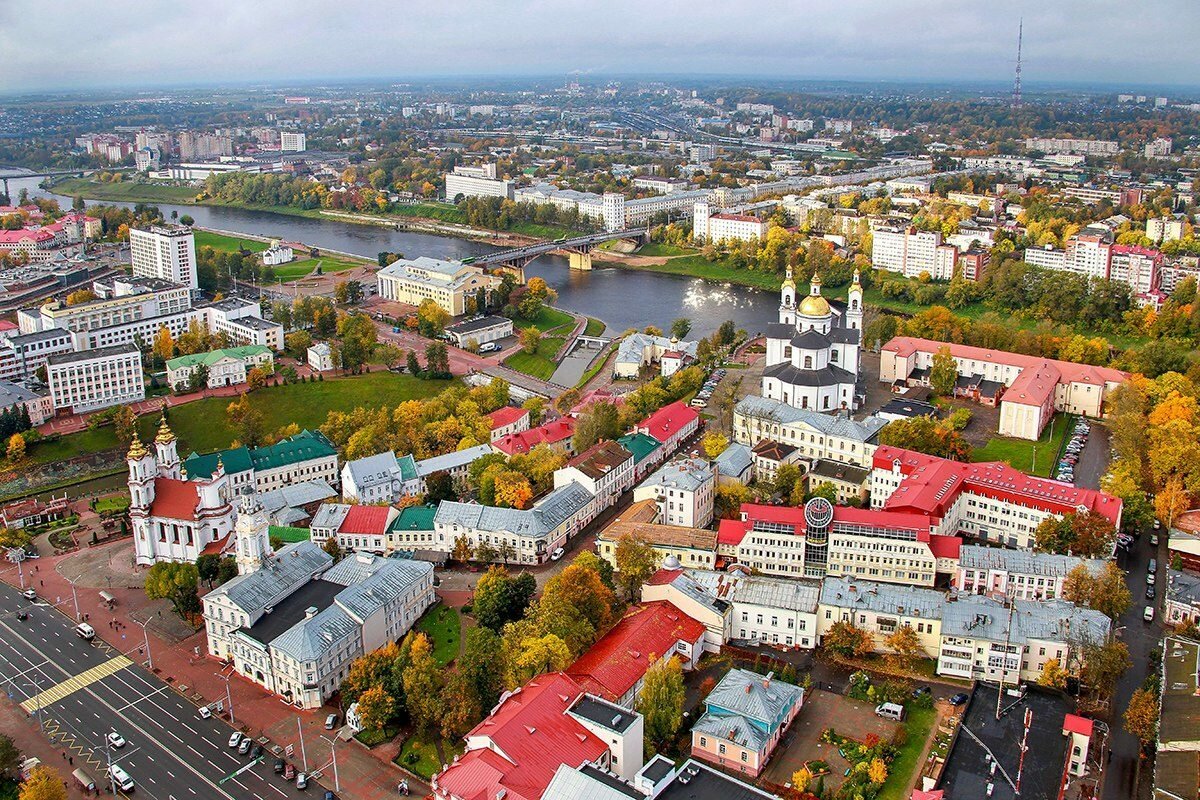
2 0 1197 94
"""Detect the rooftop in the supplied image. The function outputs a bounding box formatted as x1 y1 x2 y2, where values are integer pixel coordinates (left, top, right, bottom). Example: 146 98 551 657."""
600 520 718 552
165 344 271 371
617 432 662 464
46 342 140 367
638 456 713 493
735 395 887 442
636 401 699 445
820 576 947 619
958 545 1106 580
567 440 633 480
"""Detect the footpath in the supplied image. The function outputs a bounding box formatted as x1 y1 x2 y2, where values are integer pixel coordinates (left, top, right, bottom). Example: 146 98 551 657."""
0 538 431 800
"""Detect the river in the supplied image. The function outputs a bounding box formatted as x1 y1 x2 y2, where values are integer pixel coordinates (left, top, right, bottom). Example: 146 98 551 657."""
2 171 778 338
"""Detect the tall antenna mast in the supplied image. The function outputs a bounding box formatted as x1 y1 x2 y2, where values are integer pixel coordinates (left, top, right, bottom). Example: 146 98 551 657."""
1011 18 1024 110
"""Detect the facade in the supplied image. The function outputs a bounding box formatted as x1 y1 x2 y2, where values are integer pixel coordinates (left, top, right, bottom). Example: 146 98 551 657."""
955 545 1106 600
633 401 700 457
1024 138 1119 156
485 406 530 442
871 225 958 280
633 456 715 528
202 531 434 709
444 163 514 201
553 440 636 513
1147 216 1186 244
818 576 946 658
493 416 577 456
879 336 1128 440
444 315 513 347
761 270 862 412
165 345 273 390
46 344 145 414
340 451 421 505
0 381 52 426
692 203 769 244
310 503 401 554
129 418 235 566
306 342 333 372
261 244 294 266
129 225 198 290
691 669 804 778
733 395 885 469
1163 569 1200 627
598 520 719 572
376 256 502 316
870 445 1122 550
0 329 76 384
183 430 340 495
279 132 307 152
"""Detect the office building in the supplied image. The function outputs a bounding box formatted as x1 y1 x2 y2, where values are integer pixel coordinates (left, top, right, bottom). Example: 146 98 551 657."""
443 163 514 201
279 132 306 152
129 225 198 290
46 344 144 414
165 345 273 390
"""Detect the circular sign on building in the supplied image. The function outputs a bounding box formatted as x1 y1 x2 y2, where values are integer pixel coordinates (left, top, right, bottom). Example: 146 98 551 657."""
804 496 835 529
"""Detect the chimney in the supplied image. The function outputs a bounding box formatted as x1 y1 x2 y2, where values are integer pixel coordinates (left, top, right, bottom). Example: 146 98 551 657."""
763 671 774 690
305 606 318 619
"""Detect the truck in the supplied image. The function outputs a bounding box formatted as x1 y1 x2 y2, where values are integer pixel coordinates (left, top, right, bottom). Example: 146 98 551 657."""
73 769 97 792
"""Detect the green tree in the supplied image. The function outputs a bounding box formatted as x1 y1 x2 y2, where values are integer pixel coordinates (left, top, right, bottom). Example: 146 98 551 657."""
336 312 378 372
572 401 622 453
670 317 692 340
637 657 685 756
460 627 505 711
143 562 200 616
929 345 958 396
614 532 659 601
196 554 220 587
473 566 536 631
402 633 443 734
0 732 20 779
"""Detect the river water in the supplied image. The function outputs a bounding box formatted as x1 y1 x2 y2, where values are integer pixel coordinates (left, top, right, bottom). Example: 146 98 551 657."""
3 171 778 338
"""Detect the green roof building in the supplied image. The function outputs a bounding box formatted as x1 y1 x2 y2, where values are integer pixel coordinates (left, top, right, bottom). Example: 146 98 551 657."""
388 504 438 553
619 432 664 481
166 345 273 390
184 430 339 493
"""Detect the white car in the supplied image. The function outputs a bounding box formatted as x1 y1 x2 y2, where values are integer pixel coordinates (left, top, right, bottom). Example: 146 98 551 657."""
197 706 213 719
107 732 126 749
228 732 244 749
550 547 565 561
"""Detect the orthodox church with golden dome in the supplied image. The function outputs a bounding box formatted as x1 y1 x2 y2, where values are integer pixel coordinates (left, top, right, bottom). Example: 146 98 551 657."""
129 413 236 566
761 269 863 412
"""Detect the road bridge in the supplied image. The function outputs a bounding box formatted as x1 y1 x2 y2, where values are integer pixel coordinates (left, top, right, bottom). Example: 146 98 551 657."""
467 227 650 280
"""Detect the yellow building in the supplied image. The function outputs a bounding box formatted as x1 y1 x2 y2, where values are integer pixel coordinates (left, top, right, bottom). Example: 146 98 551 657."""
376 256 502 316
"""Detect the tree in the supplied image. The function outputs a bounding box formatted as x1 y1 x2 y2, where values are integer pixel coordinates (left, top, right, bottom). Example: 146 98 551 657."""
504 630 572 687
1080 638 1131 695
791 767 813 794
144 562 200 616
572 550 615 591
637 657 685 755
151 326 176 366
1062 563 1091 606
701 432 729 459
572 401 622 453
1089 562 1133 621
113 405 137 447
0 733 20 779
322 537 343 562
670 317 692 340
284 330 313 360
824 620 872 658
216 557 238 585
402 633 443 734
226 394 265 448
929 346 958 396
337 313 378 372
460 627 505 711
473 567 535 632
1155 476 1190 528
20 765 66 800
879 416 970 461
196 553 220 587
493 470 534 509
406 349 422 376
1038 658 1069 689
1124 688 1159 750
180 214 194 226
65 289 97 306
439 668 483 740
416 299 450 336
5 434 25 464
614 532 659 601
1035 511 1116 558
518 327 541 355
867 758 889 785
451 535 473 563
355 684 395 732
884 624 923 669
541 563 615 639
246 367 269 391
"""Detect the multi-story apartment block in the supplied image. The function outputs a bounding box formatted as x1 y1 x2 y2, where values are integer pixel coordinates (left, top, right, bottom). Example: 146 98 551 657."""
176 131 233 161
376 256 502 316
1024 138 1119 156
632 456 714 529
279 131 306 152
870 225 957 279
880 336 1129 440
1147 215 1186 244
129 225 198 290
1110 244 1162 295
692 203 768 244
46 344 144 414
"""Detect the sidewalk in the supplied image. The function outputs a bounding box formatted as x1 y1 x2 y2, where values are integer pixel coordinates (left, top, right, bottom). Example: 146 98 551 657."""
0 538 431 800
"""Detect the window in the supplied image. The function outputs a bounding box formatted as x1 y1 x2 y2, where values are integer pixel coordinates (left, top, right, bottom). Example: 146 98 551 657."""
719 744 726 755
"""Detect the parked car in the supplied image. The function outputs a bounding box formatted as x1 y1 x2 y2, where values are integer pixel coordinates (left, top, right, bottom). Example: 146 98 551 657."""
296 772 308 790
949 693 969 706
912 686 931 698
274 759 286 775
1146 585 1156 600
283 764 296 781
550 546 565 560
1150 534 1159 547
250 744 263 759
1144 606 1155 623
238 737 252 755
325 714 339 730
228 732 244 749
197 706 212 719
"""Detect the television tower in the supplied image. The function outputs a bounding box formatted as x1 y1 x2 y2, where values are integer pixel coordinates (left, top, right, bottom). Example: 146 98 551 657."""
1011 18 1024 110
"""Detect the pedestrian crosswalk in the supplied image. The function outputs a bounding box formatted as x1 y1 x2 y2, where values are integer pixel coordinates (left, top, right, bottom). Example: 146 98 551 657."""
21 655 133 712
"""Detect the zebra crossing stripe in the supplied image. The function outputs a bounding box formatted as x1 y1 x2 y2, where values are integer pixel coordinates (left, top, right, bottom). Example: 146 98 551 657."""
20 655 133 712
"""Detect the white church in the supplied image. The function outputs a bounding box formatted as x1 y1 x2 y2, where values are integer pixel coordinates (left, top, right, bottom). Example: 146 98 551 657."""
129 415 236 566
761 269 863 413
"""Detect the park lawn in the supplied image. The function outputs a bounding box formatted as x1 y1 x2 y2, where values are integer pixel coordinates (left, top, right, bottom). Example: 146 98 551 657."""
513 306 574 334
27 371 452 463
971 413 1073 477
877 705 937 800
92 495 131 513
193 230 269 253
395 734 463 780
415 604 461 667
503 334 565 381
269 255 366 282
51 177 200 204
636 242 697 257
584 317 606 337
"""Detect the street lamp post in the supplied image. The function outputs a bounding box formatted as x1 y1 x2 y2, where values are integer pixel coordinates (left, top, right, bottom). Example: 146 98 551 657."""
296 717 308 772
64 573 82 621
135 617 153 669
217 670 235 725
318 734 340 792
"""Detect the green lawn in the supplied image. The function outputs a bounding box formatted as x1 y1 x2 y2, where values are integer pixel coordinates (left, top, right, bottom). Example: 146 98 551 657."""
636 242 696 257
395 734 462 780
269 255 365 282
972 413 1073 477
878 705 937 800
503 334 566 381
51 177 200 204
513 306 574 334
193 230 269 253
28 372 451 463
92 495 131 513
584 317 606 337
415 604 461 667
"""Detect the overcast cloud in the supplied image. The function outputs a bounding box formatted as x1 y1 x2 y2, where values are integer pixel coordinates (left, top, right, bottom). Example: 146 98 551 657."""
1 0 1196 93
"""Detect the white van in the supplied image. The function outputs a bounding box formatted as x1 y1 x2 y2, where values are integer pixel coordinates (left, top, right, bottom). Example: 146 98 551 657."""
74 623 96 641
1144 606 1156 623
875 702 906 721
108 765 134 792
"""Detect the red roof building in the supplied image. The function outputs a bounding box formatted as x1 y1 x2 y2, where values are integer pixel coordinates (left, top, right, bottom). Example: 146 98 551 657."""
338 505 394 535
149 477 202 520
567 601 707 705
485 406 531 443
432 673 611 800
492 416 576 456
634 401 699 455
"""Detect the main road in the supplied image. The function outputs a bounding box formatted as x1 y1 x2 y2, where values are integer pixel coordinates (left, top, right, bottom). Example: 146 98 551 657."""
0 583 314 800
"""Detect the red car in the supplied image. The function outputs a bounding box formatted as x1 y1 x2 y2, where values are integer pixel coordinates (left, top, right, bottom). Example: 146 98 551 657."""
283 764 295 781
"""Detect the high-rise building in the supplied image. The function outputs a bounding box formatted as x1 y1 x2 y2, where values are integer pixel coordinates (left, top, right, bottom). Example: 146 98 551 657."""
279 131 307 152
129 225 198 290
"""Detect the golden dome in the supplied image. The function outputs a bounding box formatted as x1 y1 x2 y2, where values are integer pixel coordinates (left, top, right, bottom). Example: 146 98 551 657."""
798 293 831 317
154 413 175 445
127 432 148 461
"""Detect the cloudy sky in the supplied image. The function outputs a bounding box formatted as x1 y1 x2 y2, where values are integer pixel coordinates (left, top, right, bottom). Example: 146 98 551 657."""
2 0 1196 94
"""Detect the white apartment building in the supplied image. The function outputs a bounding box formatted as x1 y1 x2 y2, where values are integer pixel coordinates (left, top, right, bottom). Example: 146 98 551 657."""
376 256 502 316
340 452 421 505
129 225 198 290
0 329 75 383
279 132 306 152
1024 138 1119 156
692 203 768 244
870 225 957 279
46 344 145 414
552 441 636 515
955 545 1106 601
1145 137 1172 158
632 456 714 529
1147 216 1186 244
444 163 514 201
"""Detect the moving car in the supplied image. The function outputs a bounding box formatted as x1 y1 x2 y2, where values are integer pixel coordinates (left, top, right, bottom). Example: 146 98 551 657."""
550 546 565 560
107 732 125 749
22 589 36 601
74 623 96 641
108 765 134 793
197 706 212 719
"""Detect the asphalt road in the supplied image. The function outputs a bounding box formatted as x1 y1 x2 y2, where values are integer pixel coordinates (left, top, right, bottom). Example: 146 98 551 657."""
0 584 315 800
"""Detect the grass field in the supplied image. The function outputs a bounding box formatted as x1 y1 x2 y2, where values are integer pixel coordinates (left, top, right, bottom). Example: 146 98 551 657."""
584 317 606 337
28 371 451 463
512 306 574 334
636 242 696 257
395 734 462 780
877 705 937 800
52 177 199 204
415 604 461 667
506 307 574 379
269 255 365 282
193 230 269 253
972 412 1073 477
